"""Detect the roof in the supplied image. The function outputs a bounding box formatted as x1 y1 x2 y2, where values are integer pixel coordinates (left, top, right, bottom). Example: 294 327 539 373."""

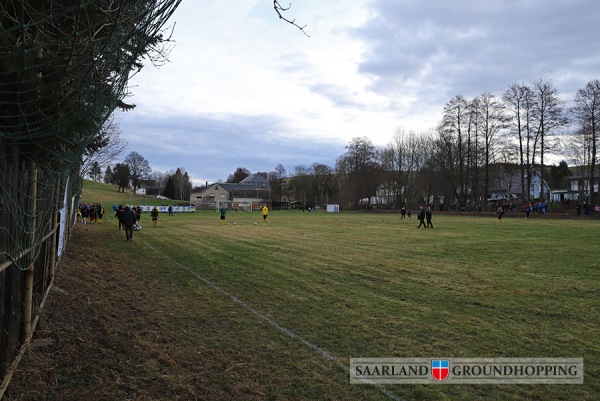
239 173 270 188
191 174 271 197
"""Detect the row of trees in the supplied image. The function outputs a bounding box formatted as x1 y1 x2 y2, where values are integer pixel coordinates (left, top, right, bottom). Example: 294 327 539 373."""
248 79 599 210
102 151 152 193
87 150 192 201
83 117 193 200
88 78 597 209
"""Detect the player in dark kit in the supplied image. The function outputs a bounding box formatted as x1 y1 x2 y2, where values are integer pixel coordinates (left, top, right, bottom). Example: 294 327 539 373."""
425 206 433 228
151 206 159 227
497 206 504 223
219 206 227 225
417 207 426 228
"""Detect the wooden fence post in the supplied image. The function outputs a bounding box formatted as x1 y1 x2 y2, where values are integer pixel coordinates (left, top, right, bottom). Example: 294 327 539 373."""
49 178 60 280
22 159 37 345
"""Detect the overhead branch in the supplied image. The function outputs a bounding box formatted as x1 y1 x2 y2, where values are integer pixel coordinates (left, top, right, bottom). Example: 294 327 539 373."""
273 1 309 37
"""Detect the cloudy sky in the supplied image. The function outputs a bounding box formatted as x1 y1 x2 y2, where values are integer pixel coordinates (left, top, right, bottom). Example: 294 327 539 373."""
117 0 600 186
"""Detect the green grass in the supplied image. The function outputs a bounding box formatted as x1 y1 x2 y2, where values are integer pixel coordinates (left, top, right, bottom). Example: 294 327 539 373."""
79 179 181 206
81 181 600 400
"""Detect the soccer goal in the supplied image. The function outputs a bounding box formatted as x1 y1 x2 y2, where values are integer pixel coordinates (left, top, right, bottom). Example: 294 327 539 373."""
238 202 253 212
215 200 234 211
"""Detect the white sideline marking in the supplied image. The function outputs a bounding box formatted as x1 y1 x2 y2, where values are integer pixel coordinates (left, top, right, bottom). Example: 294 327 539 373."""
141 241 405 401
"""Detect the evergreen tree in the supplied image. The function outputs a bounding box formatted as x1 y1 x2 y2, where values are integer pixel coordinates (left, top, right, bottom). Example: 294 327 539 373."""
104 166 113 184
227 167 250 183
89 161 102 181
113 163 130 192
162 175 177 199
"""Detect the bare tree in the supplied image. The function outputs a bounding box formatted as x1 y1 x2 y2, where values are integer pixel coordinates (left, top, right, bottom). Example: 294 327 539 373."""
503 83 535 200
312 163 334 208
572 79 600 205
269 164 288 203
290 165 312 209
382 128 422 207
440 95 471 207
478 92 510 207
124 151 152 194
150 171 169 193
80 117 127 179
338 137 381 209
531 80 567 201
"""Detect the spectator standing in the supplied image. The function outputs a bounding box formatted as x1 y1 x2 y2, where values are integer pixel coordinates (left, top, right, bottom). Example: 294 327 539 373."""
120 205 137 241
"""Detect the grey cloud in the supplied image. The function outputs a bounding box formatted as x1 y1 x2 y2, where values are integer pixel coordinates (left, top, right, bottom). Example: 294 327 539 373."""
119 113 342 183
308 83 369 108
352 0 600 103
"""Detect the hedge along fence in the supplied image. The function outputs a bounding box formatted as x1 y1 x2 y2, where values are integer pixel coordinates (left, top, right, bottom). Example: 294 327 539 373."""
0 1 182 397
0 157 81 398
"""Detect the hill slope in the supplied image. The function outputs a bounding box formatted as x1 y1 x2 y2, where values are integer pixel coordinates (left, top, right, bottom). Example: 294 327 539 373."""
80 180 178 206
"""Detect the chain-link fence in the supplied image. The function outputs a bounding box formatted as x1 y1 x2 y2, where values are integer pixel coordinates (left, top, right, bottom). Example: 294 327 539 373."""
0 1 181 396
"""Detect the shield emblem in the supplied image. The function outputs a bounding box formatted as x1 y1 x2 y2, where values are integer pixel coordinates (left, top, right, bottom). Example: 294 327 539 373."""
431 360 449 381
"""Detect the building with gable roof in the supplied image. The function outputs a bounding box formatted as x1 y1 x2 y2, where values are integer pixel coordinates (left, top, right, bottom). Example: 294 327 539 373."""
190 173 271 210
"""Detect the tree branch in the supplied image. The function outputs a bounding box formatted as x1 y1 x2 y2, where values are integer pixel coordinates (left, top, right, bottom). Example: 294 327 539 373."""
273 1 309 37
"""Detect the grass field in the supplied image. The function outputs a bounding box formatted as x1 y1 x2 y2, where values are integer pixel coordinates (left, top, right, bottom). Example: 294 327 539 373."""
9 181 600 400
79 179 182 206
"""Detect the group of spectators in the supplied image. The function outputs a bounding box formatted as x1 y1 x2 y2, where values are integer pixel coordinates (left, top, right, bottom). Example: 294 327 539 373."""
79 202 174 242
576 202 600 216
78 203 105 224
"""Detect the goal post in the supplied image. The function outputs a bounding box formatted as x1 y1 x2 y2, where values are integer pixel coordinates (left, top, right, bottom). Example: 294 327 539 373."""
238 202 253 212
215 200 234 211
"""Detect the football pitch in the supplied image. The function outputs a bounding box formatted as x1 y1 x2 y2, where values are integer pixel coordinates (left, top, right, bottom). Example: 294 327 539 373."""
83 206 600 400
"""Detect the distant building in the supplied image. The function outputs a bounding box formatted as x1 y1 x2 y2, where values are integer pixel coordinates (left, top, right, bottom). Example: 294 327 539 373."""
555 172 599 202
488 168 550 201
190 173 271 210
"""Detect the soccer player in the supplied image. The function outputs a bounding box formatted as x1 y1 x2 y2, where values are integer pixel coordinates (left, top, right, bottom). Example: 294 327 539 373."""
426 206 434 228
417 207 426 228
261 204 269 224
219 206 227 224
497 206 504 223
151 206 159 227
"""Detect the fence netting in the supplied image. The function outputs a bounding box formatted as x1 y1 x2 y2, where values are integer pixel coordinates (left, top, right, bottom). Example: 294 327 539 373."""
0 0 181 395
